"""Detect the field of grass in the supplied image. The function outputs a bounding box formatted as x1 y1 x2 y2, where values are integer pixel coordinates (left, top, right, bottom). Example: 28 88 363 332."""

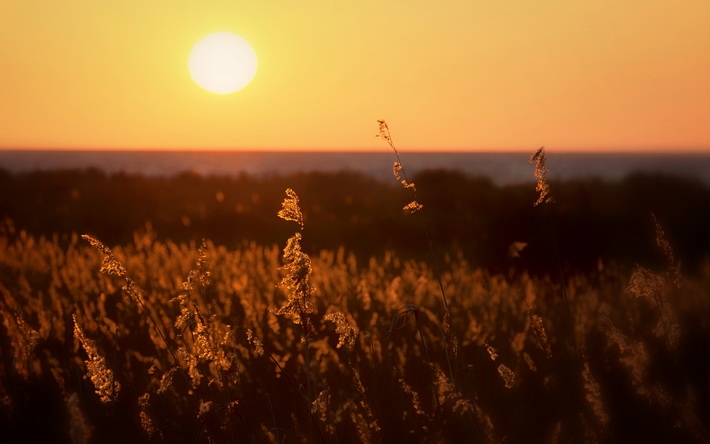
1 147 710 442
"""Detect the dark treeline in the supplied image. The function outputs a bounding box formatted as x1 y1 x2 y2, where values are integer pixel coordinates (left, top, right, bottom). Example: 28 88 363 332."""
1 167 709 275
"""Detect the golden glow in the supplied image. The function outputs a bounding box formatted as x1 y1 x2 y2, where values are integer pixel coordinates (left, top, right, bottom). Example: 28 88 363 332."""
0 1 708 151
188 33 257 94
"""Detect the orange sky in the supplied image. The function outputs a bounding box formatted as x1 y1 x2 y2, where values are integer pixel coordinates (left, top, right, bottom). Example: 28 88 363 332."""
1 1 708 152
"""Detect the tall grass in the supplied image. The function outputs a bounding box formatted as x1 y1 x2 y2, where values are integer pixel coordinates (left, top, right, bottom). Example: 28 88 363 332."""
1 134 709 442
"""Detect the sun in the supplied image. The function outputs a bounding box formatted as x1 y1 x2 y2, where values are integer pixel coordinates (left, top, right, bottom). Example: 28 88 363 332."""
188 32 257 94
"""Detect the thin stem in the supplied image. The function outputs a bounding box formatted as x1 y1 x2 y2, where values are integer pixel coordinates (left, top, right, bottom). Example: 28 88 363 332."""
378 120 457 382
263 346 326 444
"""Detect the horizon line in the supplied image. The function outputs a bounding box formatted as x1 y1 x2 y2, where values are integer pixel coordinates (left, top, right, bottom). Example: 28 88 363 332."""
1 147 709 154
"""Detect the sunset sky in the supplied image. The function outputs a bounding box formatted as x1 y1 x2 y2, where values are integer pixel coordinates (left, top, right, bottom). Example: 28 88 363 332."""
1 1 708 152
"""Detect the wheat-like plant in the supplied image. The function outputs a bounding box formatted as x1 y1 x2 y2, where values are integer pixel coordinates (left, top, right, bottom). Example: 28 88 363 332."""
273 187 329 442
277 187 304 229
525 304 553 359
377 120 423 214
275 230 315 335
82 235 178 363
530 146 554 206
323 311 357 349
73 315 120 403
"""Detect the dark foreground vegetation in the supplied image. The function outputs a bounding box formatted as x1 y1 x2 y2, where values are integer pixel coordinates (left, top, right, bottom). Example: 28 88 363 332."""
1 166 709 443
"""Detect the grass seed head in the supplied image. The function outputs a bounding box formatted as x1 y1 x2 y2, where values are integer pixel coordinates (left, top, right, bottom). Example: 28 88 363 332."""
376 119 396 151
73 315 120 403
246 329 265 356
82 234 126 277
530 146 554 206
324 311 357 349
276 190 316 335
497 363 515 389
278 188 304 230
529 312 553 359
402 200 424 214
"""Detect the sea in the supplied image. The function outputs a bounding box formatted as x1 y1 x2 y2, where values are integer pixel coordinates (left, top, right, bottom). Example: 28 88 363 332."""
1 150 709 186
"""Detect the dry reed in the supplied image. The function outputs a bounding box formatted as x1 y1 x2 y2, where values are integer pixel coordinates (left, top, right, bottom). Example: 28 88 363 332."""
530 146 554 206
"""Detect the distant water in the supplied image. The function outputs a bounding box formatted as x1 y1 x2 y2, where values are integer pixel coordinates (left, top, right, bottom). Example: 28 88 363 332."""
1 150 709 186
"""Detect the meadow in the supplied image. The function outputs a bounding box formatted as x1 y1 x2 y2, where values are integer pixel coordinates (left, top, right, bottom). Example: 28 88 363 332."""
1 149 710 443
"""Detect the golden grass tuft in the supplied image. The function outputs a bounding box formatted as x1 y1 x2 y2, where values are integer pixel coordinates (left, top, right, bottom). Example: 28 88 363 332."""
528 310 553 359
323 311 357 349
138 393 163 440
277 187 304 230
530 146 554 206
497 364 515 389
275 231 315 334
379 120 423 214
72 315 120 403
